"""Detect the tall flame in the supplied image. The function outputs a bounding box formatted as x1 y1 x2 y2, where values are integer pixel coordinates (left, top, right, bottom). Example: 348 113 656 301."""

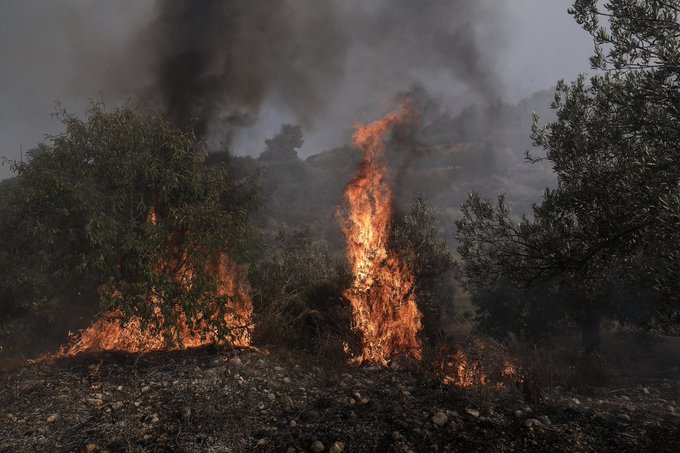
339 101 423 366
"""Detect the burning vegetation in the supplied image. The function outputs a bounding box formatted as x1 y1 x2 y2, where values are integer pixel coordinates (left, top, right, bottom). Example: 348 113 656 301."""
339 101 424 366
6 1 680 451
54 253 252 358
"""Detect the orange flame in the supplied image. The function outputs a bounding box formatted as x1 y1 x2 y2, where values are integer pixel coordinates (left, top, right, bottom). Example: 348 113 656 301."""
339 101 423 366
439 340 519 389
53 208 252 357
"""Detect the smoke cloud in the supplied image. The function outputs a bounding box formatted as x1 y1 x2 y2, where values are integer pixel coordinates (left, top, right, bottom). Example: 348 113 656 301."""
143 0 505 146
0 0 520 178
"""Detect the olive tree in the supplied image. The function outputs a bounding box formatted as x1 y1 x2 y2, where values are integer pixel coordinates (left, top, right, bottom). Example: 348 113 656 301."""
3 104 260 345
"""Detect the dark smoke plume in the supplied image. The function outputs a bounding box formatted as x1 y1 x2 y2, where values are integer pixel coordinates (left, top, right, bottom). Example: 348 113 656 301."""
147 0 348 139
145 0 503 142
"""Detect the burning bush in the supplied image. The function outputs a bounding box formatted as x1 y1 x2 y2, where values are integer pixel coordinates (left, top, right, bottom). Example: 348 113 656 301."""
3 103 260 355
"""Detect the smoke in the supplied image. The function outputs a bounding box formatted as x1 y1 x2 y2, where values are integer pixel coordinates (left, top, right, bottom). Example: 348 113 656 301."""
146 0 348 140
143 0 505 145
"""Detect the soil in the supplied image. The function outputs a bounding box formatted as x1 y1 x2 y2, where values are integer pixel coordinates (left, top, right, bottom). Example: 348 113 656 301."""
1 347 679 452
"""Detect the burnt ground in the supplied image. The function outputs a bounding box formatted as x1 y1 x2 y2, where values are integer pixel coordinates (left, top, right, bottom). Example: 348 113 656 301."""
1 347 679 453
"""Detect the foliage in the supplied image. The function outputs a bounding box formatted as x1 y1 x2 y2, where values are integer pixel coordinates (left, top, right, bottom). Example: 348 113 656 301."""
258 124 304 162
3 103 260 346
248 227 350 350
390 195 456 341
458 0 680 343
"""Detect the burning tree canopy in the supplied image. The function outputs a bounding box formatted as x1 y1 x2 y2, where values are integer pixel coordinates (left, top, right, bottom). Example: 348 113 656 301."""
7 103 260 351
338 101 424 366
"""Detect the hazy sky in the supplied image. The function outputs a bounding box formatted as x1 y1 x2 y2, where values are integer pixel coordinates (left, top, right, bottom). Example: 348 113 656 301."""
0 1 592 180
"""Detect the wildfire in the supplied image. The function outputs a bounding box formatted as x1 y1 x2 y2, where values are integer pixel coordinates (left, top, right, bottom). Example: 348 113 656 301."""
52 208 252 358
339 101 423 366
439 340 519 389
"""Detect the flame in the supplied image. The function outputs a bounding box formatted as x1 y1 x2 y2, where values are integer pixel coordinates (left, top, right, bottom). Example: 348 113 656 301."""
52 208 252 358
339 101 423 366
439 340 519 389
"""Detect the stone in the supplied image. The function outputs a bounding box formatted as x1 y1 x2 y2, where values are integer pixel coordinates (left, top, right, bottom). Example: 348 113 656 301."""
86 398 103 407
311 440 325 452
257 439 267 447
230 357 242 366
513 410 523 418
431 412 448 426
617 413 631 422
538 415 551 426
111 401 124 411
47 414 60 423
466 408 480 418
524 418 543 429
267 393 276 402
82 444 100 453
289 420 297 428
141 385 150 393
329 441 345 453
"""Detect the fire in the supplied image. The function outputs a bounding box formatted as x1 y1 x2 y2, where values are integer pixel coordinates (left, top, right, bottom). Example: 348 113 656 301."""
339 101 423 366
439 340 519 389
52 208 252 358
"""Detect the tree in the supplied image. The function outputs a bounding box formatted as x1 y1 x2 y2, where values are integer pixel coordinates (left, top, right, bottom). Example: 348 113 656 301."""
258 124 304 162
391 195 455 342
3 103 260 346
458 0 680 347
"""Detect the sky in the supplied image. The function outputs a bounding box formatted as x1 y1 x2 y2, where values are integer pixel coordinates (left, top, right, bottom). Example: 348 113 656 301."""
0 1 593 180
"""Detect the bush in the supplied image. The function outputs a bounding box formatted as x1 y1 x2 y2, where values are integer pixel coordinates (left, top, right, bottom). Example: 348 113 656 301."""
248 227 352 352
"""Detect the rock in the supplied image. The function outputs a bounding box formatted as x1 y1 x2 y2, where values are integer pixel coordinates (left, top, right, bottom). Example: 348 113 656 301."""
466 408 480 418
289 420 297 428
329 441 345 453
47 414 60 423
311 440 325 452
286 448 296 453
524 418 543 429
567 398 581 410
667 405 676 414
538 415 551 426
82 444 100 453
617 413 631 422
141 385 150 393
85 398 103 407
111 401 124 411
267 393 276 402
431 412 448 426
256 438 267 447
230 357 242 366
642 387 651 395
513 410 523 418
